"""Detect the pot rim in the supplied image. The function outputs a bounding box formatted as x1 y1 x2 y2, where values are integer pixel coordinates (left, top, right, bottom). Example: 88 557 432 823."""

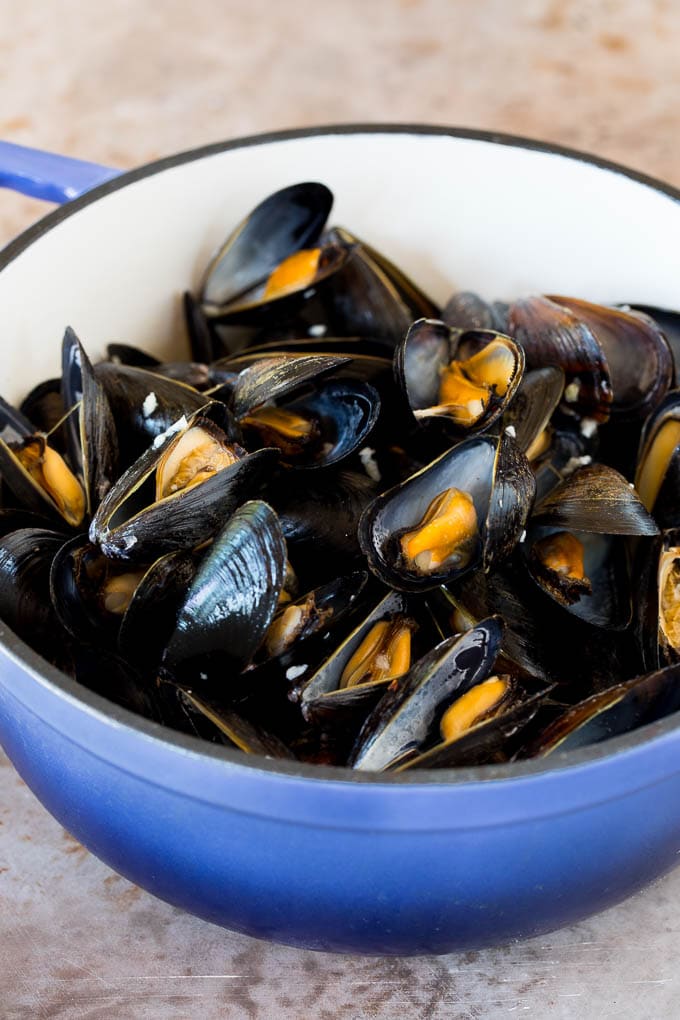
3 121 680 789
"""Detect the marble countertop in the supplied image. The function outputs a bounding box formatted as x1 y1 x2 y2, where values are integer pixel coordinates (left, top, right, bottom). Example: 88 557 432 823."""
2 1 680 1017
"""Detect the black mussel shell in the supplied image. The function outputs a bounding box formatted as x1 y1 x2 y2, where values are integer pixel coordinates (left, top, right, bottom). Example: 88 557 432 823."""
624 304 680 387
520 663 680 757
228 353 351 420
507 295 613 422
533 463 658 535
173 686 295 759
163 500 286 677
348 616 503 771
442 291 508 332
200 182 333 309
62 327 118 514
107 342 212 390
296 590 427 723
501 367 565 457
0 429 86 529
395 319 524 435
19 378 66 450
549 296 673 422
394 675 554 770
0 526 66 658
90 403 277 562
634 527 680 672
359 434 534 592
634 389 680 527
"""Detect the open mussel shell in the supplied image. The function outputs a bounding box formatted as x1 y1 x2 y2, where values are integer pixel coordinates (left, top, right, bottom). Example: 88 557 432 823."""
394 675 554 770
163 500 286 678
107 342 212 390
395 320 524 435
449 560 643 692
327 226 438 322
243 378 381 470
296 590 430 723
0 425 86 529
533 463 658 535
348 616 503 771
500 366 565 457
525 525 632 630
228 353 351 420
442 291 508 332
634 389 680 526
200 182 333 309
90 402 278 561
548 296 673 422
359 433 535 592
507 295 613 422
62 327 119 513
171 685 295 759
20 378 66 450
0 526 67 659
634 527 680 672
519 663 680 758
261 569 369 664
95 361 208 465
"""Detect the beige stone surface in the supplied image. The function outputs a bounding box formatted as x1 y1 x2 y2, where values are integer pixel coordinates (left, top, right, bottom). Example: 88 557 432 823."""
2 1 680 1017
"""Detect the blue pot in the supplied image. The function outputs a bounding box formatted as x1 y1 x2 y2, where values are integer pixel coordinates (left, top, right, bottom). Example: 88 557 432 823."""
1 127 679 954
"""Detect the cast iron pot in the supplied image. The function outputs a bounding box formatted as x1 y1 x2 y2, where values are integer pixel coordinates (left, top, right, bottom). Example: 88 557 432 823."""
1 126 679 955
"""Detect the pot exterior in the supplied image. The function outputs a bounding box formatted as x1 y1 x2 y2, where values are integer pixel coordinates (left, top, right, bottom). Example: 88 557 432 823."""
2 654 680 954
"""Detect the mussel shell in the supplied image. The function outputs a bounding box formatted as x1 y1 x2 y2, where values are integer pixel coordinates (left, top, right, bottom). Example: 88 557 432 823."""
62 327 119 513
394 677 553 770
174 686 295 759
549 296 673 421
0 432 84 527
270 468 378 587
19 378 66 450
183 290 215 363
256 379 381 470
501 367 565 456
297 590 416 722
348 616 503 771
90 403 277 562
359 434 534 592
200 182 333 309
507 295 613 422
94 362 208 464
521 663 680 757
442 291 507 331
0 526 66 657
107 342 212 389
525 526 632 630
624 304 680 387
163 500 286 677
229 354 351 419
634 528 680 671
50 535 128 645
533 463 658 536
634 388 680 526
395 320 524 435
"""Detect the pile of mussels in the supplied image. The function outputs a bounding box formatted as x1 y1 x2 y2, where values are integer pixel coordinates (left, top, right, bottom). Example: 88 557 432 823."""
3 181 680 772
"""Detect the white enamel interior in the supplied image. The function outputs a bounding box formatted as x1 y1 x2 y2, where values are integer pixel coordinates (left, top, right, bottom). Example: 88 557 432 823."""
3 130 680 404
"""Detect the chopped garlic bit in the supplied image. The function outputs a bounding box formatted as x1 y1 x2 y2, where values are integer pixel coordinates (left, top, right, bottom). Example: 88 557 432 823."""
359 446 382 482
564 379 581 403
152 414 188 449
563 454 593 475
142 391 158 418
286 664 308 681
519 529 527 543
308 324 327 337
580 417 598 439
505 425 517 438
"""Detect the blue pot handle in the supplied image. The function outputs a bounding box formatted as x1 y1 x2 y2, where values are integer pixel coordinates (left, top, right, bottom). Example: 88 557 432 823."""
0 141 121 204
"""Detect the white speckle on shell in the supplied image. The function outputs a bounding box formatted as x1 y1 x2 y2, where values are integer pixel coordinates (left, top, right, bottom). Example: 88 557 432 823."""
359 446 381 482
152 415 188 449
564 380 580 403
142 391 158 418
580 417 598 439
519 529 527 543
505 425 516 438
286 664 308 681
564 454 593 475
308 324 327 337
